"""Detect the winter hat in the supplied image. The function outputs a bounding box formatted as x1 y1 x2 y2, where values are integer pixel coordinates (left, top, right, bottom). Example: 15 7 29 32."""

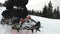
27 15 31 19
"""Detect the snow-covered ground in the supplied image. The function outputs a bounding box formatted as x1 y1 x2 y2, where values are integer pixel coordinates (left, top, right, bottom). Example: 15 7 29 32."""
31 15 60 34
0 7 60 34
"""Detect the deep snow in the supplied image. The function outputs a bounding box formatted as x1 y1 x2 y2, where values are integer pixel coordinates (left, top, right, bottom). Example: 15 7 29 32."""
0 7 60 34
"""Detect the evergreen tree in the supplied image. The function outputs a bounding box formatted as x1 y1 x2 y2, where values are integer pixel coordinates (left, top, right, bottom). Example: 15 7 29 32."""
1 0 29 25
54 9 57 14
36 11 40 16
0 3 2 5
56 6 59 14
53 8 57 18
0 3 2 7
5 0 28 7
43 5 48 17
56 6 60 18
31 10 35 15
48 1 53 18
39 11 42 16
2 0 28 19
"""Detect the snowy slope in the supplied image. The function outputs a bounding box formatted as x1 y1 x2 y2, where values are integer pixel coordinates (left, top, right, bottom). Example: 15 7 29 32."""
31 15 60 34
0 7 60 34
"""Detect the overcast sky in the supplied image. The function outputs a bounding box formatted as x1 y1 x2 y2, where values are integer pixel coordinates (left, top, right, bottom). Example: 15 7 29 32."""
0 0 60 11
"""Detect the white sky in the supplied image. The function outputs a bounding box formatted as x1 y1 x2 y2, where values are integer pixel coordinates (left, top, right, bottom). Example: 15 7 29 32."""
26 0 60 11
0 0 60 11
0 0 6 3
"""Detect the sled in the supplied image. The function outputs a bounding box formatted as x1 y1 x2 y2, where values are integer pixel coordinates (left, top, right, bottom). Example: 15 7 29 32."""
11 18 41 34
1 16 41 34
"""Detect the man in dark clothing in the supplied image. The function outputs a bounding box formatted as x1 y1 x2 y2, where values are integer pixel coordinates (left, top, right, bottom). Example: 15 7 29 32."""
31 21 41 33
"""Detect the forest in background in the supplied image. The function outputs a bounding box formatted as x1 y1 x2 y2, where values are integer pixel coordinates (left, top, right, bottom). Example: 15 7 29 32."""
28 1 60 19
0 1 60 19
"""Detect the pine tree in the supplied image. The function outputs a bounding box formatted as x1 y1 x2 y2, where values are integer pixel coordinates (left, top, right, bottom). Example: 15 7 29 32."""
56 6 59 14
54 9 57 14
56 6 60 18
48 1 53 18
1 0 29 25
39 11 42 16
53 8 57 18
2 0 28 19
43 5 48 17
0 3 2 7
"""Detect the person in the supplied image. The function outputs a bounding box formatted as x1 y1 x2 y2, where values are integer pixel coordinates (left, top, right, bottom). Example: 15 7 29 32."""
25 15 31 22
12 18 24 32
20 18 25 24
19 18 25 28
